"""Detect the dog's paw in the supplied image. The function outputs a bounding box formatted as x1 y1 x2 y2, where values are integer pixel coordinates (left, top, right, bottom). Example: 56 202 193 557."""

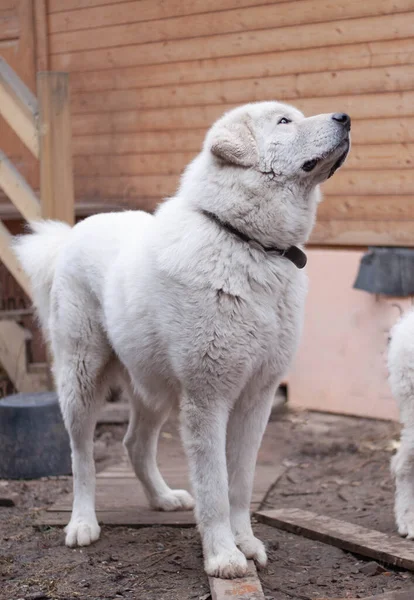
205 547 248 579
236 534 268 568
64 516 101 547
396 510 414 539
151 489 195 511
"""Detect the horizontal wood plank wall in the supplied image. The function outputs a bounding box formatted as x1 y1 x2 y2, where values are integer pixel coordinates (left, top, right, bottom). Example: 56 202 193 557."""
47 0 414 246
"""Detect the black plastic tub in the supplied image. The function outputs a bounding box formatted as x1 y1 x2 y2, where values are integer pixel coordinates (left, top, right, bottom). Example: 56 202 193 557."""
0 392 71 479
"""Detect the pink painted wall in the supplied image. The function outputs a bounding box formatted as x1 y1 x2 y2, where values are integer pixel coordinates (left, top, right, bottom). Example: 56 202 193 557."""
288 250 413 421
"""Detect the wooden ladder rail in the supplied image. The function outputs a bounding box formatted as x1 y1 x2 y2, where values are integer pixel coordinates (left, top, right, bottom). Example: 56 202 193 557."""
0 56 74 297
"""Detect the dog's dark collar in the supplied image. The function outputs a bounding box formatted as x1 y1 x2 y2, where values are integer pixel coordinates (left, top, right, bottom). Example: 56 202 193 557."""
202 210 307 269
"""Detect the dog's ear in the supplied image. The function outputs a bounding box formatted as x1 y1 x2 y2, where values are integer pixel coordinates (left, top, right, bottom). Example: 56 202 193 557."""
209 122 258 167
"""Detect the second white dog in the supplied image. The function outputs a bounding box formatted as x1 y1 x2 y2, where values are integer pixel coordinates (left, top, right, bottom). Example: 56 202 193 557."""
388 309 414 538
14 101 350 578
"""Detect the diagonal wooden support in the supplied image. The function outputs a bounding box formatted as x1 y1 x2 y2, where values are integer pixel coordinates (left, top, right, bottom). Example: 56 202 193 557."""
0 57 39 158
0 151 41 222
0 221 31 296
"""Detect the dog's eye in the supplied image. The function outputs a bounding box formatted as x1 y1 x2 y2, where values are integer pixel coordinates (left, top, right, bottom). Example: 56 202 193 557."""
302 159 319 172
278 117 291 125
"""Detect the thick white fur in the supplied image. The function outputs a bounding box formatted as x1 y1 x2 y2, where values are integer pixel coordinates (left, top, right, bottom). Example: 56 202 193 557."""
388 309 414 538
14 101 350 578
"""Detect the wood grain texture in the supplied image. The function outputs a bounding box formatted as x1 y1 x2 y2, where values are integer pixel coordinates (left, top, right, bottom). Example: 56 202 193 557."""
72 144 414 176
37 72 74 224
69 65 414 114
0 150 41 221
49 0 413 54
48 0 290 31
50 12 414 71
69 91 414 128
47 0 414 248
209 561 265 600
311 220 414 247
34 0 49 71
68 38 414 93
0 56 39 158
73 170 414 199
70 119 414 157
256 508 414 571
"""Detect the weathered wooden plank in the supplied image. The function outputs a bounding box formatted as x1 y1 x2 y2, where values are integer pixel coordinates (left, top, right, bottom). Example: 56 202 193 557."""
34 0 49 72
70 64 414 113
318 196 414 221
311 220 414 247
0 57 39 158
71 112 414 146
73 152 195 176
256 508 414 570
323 170 414 197
48 0 286 31
361 592 414 600
70 92 414 133
209 561 265 600
37 508 196 528
49 0 412 54
317 592 414 600
70 38 414 94
0 320 49 391
37 72 74 224
72 144 414 177
51 12 414 71
0 151 41 221
0 8 19 40
0 223 31 295
49 0 127 14
70 114 414 157
73 169 414 199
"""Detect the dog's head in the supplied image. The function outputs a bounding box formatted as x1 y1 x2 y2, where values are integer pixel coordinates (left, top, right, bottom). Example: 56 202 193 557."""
205 101 350 186
182 101 350 247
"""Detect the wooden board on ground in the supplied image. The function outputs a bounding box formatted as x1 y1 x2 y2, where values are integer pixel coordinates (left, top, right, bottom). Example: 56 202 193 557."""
321 591 414 600
255 508 414 571
209 560 264 600
38 420 285 528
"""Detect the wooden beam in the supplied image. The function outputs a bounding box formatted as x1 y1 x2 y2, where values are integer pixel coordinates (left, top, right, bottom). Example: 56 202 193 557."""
0 320 49 392
37 72 74 225
209 561 265 600
0 222 31 296
0 151 41 222
255 508 414 571
34 0 49 72
0 57 39 158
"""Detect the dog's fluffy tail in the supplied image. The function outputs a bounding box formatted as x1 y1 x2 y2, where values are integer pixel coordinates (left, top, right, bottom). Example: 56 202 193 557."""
13 220 72 335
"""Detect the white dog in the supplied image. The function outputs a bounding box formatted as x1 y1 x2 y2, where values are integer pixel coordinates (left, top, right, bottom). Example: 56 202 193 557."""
388 309 414 538
14 101 350 578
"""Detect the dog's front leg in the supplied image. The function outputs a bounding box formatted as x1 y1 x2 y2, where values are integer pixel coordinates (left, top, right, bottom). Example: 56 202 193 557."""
227 382 277 568
180 398 248 579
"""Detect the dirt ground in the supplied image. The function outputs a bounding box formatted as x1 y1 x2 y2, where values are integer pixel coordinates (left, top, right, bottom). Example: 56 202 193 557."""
1 409 414 600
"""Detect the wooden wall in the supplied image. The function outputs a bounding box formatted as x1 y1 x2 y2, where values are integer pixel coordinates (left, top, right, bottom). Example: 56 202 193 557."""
47 0 414 246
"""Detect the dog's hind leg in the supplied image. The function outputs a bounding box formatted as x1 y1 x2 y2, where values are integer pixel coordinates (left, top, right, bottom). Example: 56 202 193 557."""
52 314 113 548
392 428 414 538
123 383 195 511
226 380 277 568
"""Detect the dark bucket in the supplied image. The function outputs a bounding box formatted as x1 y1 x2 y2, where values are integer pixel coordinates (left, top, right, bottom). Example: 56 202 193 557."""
353 247 414 297
0 392 71 479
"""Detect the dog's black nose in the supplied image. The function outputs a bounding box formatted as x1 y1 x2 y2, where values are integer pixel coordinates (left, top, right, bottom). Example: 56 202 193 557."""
332 112 351 131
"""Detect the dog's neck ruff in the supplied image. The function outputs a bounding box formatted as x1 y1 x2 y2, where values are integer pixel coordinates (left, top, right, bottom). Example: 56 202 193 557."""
202 210 307 269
